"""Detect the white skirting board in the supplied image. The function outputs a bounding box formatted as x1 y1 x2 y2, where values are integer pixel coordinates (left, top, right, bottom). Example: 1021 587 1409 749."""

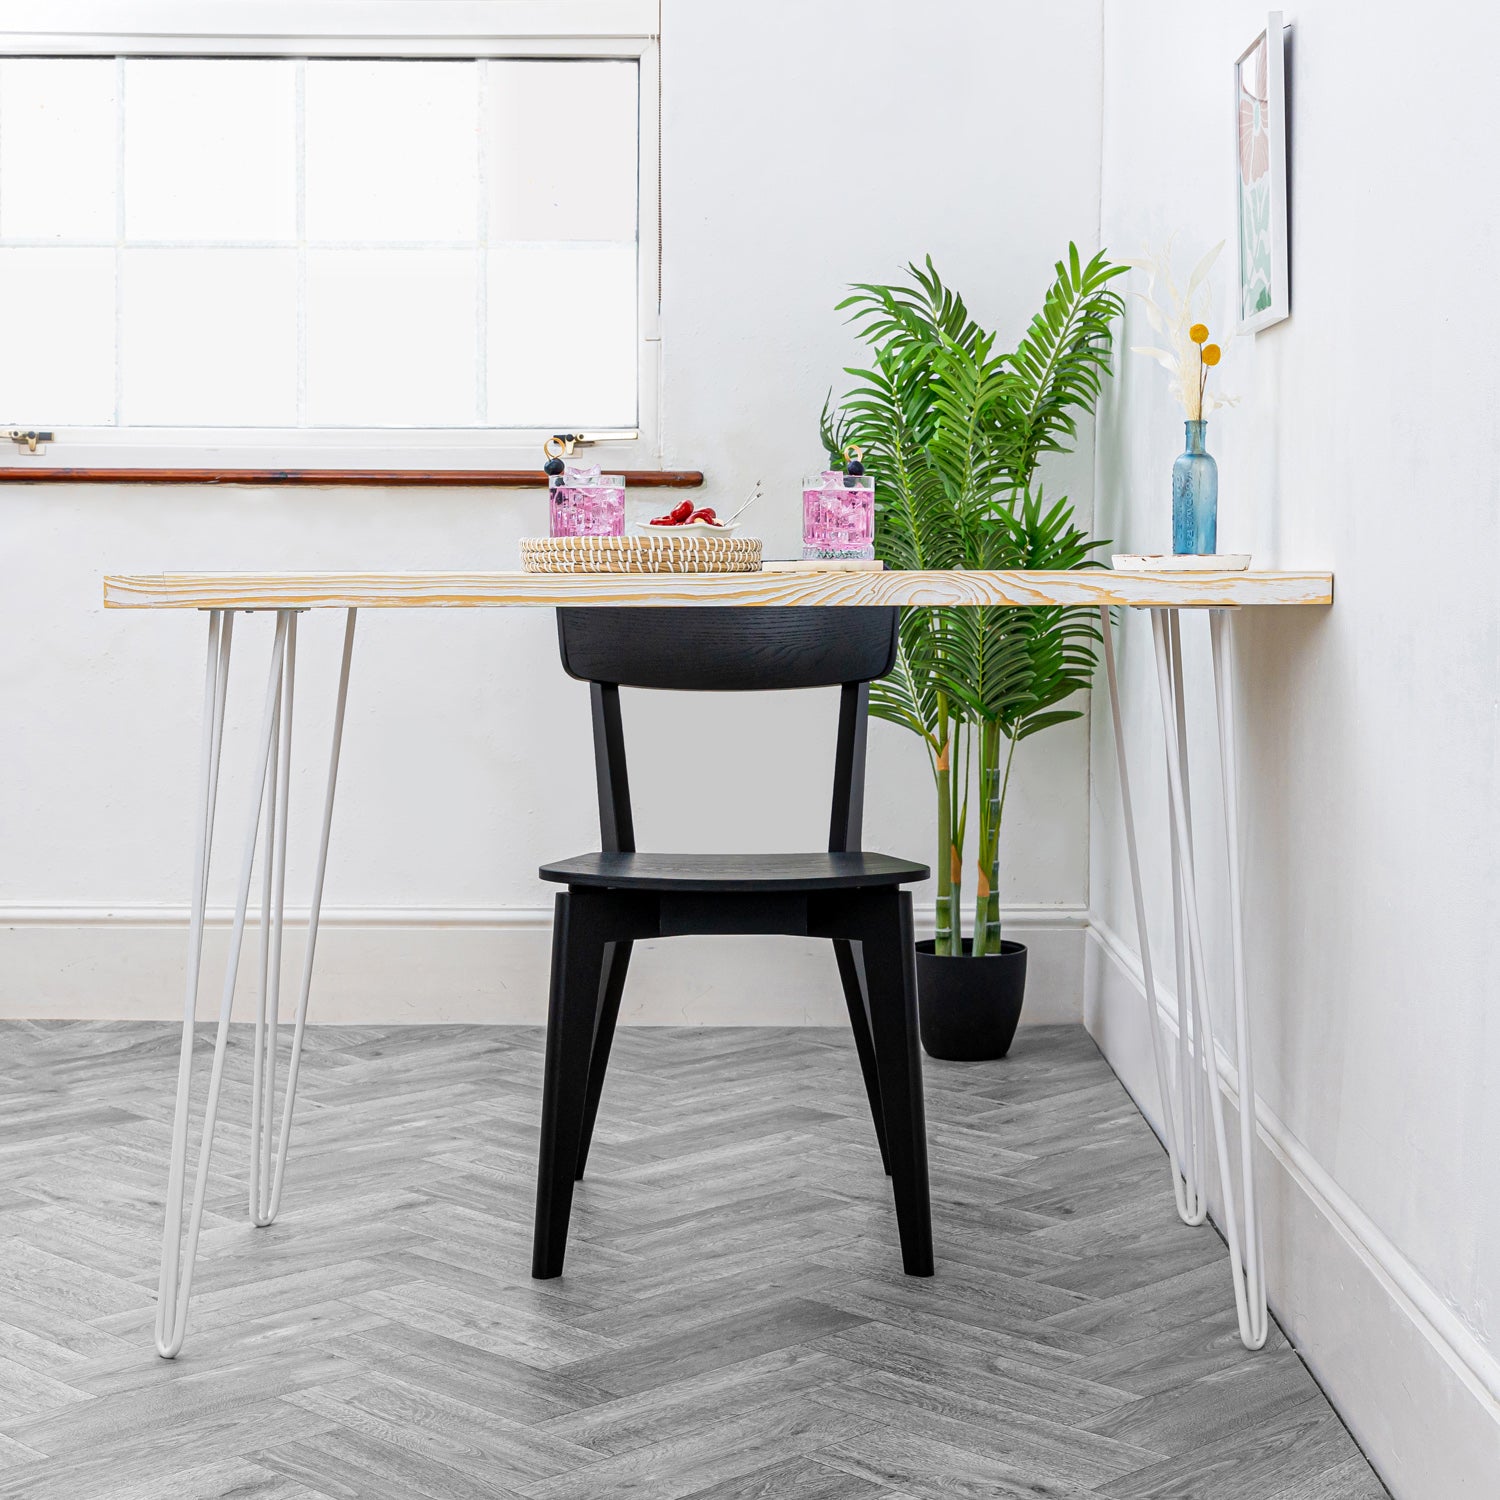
0 901 1086 1026
1085 920 1500 1500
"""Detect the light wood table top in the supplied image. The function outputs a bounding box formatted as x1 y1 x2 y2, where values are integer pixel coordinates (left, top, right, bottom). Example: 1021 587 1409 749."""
103 569 1333 611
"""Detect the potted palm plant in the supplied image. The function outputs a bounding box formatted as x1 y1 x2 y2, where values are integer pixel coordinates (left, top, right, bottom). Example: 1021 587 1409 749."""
824 246 1125 1060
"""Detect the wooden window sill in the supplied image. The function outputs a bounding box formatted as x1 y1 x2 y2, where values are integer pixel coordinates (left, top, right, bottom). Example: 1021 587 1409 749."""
0 468 704 488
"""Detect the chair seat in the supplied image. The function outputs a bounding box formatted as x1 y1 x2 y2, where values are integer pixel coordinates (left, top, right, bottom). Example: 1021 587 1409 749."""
538 850 930 893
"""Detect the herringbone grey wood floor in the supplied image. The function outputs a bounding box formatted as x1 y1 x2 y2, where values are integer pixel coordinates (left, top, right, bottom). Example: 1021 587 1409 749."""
0 1021 1388 1499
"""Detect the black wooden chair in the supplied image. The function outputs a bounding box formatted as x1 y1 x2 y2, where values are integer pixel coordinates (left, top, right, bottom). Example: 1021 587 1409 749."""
532 605 933 1280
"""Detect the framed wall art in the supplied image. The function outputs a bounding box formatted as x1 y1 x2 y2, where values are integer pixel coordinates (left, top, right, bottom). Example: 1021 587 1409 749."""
1235 12 1290 332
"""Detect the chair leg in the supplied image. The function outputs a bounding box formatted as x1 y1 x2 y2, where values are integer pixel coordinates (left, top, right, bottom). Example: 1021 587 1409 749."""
858 890 933 1276
833 938 891 1175
575 939 632 1181
533 891 613 1279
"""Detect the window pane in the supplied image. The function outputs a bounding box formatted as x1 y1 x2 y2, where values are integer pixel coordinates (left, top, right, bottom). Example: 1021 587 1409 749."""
305 62 478 243
124 60 295 242
487 243 636 427
0 54 641 438
120 249 297 425
488 61 637 241
306 250 478 425
0 249 115 424
0 59 117 240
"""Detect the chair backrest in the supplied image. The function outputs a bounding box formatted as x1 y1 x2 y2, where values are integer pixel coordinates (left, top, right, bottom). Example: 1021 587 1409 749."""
555 606 899 854
556 607 897 691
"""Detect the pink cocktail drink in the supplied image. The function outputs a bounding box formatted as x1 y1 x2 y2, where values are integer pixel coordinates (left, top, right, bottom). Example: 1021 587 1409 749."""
549 466 626 538
802 471 875 558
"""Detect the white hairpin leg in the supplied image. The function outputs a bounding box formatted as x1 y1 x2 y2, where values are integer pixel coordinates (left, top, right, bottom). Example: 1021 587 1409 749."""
1099 606 1201 1223
250 615 296 1225
1150 607 1268 1350
1158 615 1206 1225
155 608 357 1359
256 609 356 1226
157 609 232 1357
1210 607 1268 1347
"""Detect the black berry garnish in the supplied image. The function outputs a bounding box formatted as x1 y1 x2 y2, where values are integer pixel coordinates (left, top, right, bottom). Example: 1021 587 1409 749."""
543 457 565 476
845 459 865 476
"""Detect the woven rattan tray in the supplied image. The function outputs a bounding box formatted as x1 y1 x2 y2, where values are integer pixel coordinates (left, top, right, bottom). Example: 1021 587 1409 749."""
521 535 763 574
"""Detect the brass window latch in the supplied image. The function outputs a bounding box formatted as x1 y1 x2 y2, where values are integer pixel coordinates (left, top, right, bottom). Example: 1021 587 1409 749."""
7 429 54 454
550 431 639 457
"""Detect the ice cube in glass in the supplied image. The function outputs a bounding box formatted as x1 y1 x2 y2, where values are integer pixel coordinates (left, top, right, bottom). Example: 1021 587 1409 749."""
802 470 875 559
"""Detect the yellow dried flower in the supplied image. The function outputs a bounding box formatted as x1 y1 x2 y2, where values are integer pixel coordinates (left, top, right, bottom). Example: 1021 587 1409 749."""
1189 323 1209 344
1201 343 1222 366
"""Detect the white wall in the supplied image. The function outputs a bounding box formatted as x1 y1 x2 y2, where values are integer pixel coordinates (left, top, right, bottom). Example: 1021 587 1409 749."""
0 0 1104 1024
7 1 1499 1485
1088 4 1500 1495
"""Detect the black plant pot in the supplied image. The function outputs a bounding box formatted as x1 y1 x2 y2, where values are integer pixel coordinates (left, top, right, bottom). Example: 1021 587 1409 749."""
914 938 1028 1061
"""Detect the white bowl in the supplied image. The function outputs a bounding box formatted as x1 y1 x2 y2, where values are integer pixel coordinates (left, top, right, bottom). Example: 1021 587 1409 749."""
636 520 740 537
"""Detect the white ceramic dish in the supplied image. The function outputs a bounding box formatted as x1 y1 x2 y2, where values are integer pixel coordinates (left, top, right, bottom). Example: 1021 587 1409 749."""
1111 553 1250 572
637 521 741 537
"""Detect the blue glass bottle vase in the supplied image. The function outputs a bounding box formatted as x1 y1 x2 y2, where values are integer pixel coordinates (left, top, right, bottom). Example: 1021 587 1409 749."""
1171 420 1217 556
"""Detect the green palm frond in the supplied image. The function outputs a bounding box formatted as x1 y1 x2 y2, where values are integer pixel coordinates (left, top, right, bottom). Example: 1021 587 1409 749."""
839 255 988 359
998 245 1127 486
987 486 1106 739
868 607 942 747
819 391 849 470
824 247 1124 953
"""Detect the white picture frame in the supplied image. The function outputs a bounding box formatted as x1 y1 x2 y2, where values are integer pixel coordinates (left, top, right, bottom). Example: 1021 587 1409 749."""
1235 12 1289 333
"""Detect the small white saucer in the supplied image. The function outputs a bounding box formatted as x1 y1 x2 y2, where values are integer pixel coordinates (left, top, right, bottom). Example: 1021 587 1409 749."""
637 521 740 537
1112 553 1250 572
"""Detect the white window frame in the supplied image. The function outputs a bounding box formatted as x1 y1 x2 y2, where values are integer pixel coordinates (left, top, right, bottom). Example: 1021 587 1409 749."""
0 2 661 472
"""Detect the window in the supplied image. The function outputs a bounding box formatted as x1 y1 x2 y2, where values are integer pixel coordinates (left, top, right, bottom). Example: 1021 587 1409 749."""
0 4 659 469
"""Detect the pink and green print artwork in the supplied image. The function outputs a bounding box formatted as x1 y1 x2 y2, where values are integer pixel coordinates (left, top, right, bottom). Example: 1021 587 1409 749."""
1237 33 1273 320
